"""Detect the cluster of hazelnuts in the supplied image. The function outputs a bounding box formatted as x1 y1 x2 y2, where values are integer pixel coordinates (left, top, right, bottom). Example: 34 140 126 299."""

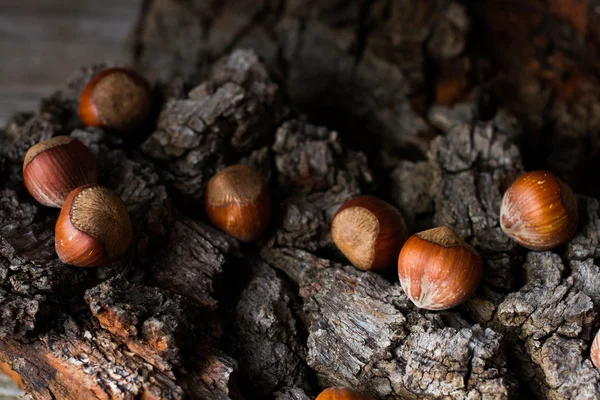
318 170 582 399
332 170 579 311
22 68 583 291
22 67 154 266
22 66 272 266
19 67 592 397
186 164 579 314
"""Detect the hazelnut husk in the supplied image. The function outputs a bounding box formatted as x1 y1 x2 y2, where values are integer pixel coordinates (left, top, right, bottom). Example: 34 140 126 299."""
397 226 482 310
205 164 271 242
500 170 578 250
23 136 97 208
55 184 132 267
316 387 374 400
331 195 407 271
79 67 152 132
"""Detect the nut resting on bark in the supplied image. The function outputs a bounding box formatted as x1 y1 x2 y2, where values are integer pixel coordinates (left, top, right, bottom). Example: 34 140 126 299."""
397 226 482 310
500 170 578 250
205 164 271 242
55 184 132 267
332 195 408 271
79 67 152 132
23 136 97 208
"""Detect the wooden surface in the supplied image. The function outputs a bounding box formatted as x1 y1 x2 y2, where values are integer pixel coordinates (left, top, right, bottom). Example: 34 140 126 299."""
0 1 141 397
0 0 141 126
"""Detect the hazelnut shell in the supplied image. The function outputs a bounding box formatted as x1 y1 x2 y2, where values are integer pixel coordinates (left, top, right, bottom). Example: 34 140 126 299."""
332 195 407 271
205 165 271 242
23 136 97 208
316 387 374 400
79 67 152 131
500 170 578 250
55 184 132 267
397 226 482 310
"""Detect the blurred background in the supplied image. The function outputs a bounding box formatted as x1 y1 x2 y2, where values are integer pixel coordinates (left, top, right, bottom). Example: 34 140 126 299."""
0 0 140 125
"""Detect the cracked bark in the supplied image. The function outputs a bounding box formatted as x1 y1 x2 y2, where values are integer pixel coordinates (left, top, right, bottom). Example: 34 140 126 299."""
1 0 600 399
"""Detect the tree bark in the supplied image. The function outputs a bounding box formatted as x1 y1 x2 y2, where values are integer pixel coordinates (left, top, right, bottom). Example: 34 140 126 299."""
1 0 600 399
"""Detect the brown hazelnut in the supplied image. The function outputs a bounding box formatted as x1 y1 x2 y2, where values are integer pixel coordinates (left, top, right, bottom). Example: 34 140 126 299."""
500 170 578 250
397 226 482 310
55 184 132 267
205 165 271 242
591 329 600 369
79 67 152 131
332 195 407 271
316 387 374 400
23 136 97 208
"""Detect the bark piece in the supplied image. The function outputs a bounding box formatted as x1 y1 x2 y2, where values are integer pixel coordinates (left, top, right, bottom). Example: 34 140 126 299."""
261 247 517 399
132 0 475 153
1 318 184 400
566 197 600 262
271 119 372 252
495 251 599 399
389 160 435 233
141 49 285 199
430 122 523 252
230 262 310 398
85 277 189 372
497 252 595 341
150 218 239 309
398 325 513 398
273 387 311 400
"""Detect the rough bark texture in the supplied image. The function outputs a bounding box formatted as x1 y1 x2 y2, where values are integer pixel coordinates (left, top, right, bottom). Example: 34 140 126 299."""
1 0 600 399
473 0 600 197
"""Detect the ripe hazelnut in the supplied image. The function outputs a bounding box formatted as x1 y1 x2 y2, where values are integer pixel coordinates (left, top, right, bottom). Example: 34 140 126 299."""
591 329 600 369
79 67 152 131
205 165 271 242
500 170 578 250
316 387 374 400
23 136 97 208
331 196 407 271
397 226 482 310
55 184 132 267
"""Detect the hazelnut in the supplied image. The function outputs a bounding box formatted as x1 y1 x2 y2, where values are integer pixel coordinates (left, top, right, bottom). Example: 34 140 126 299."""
205 165 271 242
591 329 600 369
500 170 578 250
397 226 482 310
316 387 374 400
332 195 407 271
55 184 132 267
79 67 152 131
23 136 97 208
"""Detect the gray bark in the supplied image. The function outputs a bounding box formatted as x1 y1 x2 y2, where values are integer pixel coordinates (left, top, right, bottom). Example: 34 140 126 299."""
1 0 600 399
